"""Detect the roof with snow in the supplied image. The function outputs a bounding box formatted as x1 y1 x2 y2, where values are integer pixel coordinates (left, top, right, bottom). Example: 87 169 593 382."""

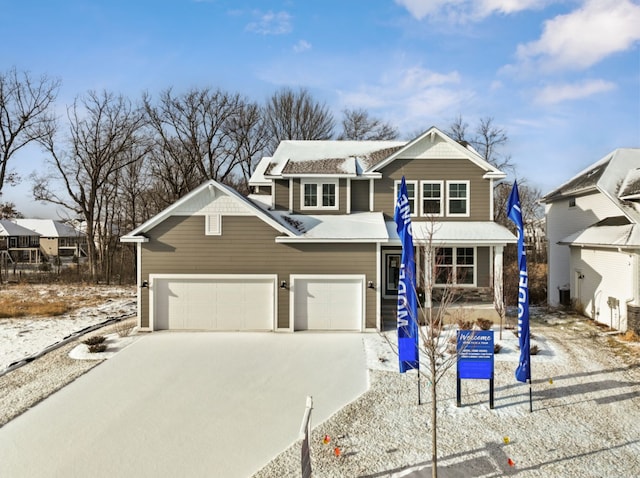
249 127 505 186
250 140 405 184
13 219 80 238
272 212 388 242
386 220 516 245
541 148 640 223
559 215 640 248
0 220 41 237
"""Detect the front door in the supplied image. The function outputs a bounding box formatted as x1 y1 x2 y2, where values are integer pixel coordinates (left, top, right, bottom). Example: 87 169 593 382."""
384 253 401 298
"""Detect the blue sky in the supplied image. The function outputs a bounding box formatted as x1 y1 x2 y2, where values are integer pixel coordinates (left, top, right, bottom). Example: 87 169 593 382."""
2 0 639 217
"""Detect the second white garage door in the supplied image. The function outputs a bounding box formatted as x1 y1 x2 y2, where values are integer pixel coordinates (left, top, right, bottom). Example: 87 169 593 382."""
292 275 364 331
152 275 275 331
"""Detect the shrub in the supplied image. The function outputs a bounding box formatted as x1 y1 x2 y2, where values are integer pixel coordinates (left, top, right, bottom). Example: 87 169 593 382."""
530 344 540 355
494 343 502 354
476 318 493 330
87 343 107 353
83 335 106 346
456 319 474 330
114 320 135 337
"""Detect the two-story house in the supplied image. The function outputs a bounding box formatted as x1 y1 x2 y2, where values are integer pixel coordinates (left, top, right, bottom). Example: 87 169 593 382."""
121 127 516 332
0 219 42 264
542 148 640 333
13 219 87 260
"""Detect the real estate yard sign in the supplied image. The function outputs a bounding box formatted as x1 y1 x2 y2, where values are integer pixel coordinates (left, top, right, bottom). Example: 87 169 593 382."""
456 330 495 408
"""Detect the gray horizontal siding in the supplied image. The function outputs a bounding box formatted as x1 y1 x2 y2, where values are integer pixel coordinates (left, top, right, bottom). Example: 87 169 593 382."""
375 159 491 221
351 179 370 212
141 215 377 329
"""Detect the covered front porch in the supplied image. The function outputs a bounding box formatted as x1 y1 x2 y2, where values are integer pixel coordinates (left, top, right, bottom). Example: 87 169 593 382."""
379 220 516 331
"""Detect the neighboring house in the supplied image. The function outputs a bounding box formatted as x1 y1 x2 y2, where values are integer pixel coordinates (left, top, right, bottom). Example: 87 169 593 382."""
12 219 86 260
542 148 640 333
121 127 516 332
0 220 41 264
524 217 546 262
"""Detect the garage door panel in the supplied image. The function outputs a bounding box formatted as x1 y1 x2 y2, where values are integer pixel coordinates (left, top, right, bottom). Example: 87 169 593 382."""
293 277 362 331
153 277 274 331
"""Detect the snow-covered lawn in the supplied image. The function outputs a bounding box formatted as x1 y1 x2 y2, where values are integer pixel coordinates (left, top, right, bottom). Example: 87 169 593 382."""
0 284 136 371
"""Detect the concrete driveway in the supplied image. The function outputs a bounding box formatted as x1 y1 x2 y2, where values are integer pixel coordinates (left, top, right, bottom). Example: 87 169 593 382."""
0 332 368 478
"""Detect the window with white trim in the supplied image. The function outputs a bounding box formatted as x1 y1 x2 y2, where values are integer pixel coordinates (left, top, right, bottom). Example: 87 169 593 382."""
301 180 338 210
435 247 475 286
447 181 469 216
420 180 443 216
394 180 417 216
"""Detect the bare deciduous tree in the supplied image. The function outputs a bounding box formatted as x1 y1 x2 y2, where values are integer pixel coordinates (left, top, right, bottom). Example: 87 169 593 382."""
385 218 475 478
338 108 399 140
264 87 335 153
143 87 260 204
448 115 513 173
33 90 147 279
0 67 59 194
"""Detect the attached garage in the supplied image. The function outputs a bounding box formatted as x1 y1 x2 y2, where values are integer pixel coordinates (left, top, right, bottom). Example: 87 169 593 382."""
150 275 276 331
291 275 365 331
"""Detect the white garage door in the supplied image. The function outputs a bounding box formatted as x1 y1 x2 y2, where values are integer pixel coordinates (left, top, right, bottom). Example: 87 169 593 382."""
153 276 275 331
292 276 363 331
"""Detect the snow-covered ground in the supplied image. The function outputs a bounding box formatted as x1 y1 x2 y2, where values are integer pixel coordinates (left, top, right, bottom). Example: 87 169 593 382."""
0 285 136 371
1 287 639 477
255 313 640 478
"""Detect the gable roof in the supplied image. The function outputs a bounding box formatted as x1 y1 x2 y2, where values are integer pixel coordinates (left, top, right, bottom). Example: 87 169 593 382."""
541 148 640 223
0 220 41 237
249 127 506 185
367 126 505 179
13 219 80 238
121 180 298 242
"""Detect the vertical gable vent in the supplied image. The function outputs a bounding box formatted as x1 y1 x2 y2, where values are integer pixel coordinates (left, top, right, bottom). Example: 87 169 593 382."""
205 214 221 235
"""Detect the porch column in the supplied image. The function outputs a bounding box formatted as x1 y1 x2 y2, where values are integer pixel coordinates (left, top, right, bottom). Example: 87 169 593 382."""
494 245 504 310
424 245 433 309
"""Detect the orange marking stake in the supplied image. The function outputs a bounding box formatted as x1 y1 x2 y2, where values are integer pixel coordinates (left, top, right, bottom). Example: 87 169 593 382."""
508 458 516 467
334 447 341 457
323 435 330 445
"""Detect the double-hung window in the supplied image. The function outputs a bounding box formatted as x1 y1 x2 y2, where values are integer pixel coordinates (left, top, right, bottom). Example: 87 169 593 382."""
435 247 475 286
420 180 443 216
447 181 469 216
394 180 417 216
301 180 338 210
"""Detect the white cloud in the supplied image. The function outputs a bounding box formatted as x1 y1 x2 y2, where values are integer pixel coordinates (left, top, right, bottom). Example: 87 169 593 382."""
245 11 292 35
395 0 544 22
535 79 616 104
394 0 459 21
338 66 472 130
517 0 640 71
293 40 311 53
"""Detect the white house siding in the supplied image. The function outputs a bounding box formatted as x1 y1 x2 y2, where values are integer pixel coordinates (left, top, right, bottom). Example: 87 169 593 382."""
571 247 632 331
546 192 622 306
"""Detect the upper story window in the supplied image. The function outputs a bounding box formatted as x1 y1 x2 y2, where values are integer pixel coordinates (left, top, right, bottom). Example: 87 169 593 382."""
447 181 469 217
568 197 576 208
301 180 338 210
394 180 417 216
420 181 443 216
